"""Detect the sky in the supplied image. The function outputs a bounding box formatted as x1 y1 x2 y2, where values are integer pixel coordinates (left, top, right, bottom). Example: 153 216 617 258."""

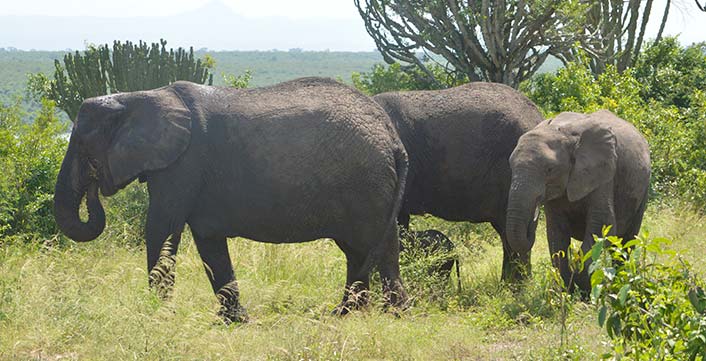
0 0 360 19
0 0 704 51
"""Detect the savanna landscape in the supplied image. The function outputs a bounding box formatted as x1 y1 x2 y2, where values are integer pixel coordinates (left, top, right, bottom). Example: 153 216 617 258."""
2 1 706 360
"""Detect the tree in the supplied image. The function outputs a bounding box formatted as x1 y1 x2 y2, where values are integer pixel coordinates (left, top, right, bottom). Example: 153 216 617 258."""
354 0 584 88
30 39 214 120
556 0 673 74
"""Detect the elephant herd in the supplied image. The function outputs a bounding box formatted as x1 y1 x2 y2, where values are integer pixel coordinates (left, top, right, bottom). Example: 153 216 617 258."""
53 77 651 323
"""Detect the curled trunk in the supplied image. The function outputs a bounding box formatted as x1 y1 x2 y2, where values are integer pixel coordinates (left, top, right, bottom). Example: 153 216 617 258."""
53 136 105 242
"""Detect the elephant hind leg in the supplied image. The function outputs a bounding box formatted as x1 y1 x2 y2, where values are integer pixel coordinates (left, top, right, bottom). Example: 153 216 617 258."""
375 226 408 312
332 245 370 316
192 231 247 324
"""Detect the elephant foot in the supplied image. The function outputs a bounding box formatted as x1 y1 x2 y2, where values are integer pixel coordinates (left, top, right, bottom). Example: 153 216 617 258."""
332 282 369 316
148 255 176 300
382 278 409 314
217 282 248 324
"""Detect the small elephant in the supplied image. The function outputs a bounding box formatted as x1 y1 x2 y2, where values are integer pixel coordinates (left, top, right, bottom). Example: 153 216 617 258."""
374 82 544 281
53 78 409 322
506 110 651 292
400 229 461 290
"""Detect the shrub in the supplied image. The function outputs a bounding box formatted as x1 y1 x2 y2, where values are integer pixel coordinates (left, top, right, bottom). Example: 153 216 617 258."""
352 62 466 95
588 229 706 359
0 99 68 242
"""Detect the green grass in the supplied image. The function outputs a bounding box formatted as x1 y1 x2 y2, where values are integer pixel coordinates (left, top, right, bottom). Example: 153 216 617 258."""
1 203 702 360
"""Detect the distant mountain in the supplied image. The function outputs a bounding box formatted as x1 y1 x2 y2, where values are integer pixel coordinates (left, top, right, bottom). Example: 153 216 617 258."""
0 0 376 51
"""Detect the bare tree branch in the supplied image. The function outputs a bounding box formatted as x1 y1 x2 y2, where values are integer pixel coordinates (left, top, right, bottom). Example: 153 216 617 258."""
355 0 583 88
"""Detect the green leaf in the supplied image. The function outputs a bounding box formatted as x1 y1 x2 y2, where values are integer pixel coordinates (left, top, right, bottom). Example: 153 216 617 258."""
598 305 607 326
591 239 604 262
618 285 630 306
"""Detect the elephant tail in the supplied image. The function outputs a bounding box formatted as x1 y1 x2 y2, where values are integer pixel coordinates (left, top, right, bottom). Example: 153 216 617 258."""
358 147 409 278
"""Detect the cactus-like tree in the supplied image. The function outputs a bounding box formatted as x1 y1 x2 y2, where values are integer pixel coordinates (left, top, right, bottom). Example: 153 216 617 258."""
41 39 213 120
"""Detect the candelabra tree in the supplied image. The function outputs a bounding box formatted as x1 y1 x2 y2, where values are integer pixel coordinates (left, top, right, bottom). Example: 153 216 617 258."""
33 39 214 120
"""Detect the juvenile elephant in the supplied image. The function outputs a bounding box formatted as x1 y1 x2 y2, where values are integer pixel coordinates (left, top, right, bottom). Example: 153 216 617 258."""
374 82 544 281
506 110 651 292
53 78 409 322
400 229 461 290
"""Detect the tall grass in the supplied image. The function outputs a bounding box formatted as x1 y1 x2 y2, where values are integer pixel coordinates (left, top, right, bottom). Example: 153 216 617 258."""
2 207 666 360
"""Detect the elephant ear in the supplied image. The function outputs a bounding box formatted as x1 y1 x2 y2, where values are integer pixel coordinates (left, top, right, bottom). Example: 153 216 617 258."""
107 88 192 186
566 126 617 202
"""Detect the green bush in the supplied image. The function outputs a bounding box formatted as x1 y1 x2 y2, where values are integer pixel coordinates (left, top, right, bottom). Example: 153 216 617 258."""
588 229 706 360
0 98 68 242
633 38 706 109
352 62 466 95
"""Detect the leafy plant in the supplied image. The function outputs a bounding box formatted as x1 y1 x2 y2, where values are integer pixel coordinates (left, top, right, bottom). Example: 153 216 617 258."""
223 70 252 89
588 228 706 359
0 99 68 242
351 62 466 95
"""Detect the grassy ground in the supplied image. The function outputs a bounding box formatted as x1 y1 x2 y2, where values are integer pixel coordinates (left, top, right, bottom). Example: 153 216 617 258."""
0 201 703 360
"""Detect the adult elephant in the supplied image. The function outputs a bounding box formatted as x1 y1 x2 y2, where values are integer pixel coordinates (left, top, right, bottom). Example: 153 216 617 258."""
506 110 650 292
373 82 544 281
53 78 409 323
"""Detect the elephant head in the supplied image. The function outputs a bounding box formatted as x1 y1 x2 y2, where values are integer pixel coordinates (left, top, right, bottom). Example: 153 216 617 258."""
506 114 617 254
54 87 192 242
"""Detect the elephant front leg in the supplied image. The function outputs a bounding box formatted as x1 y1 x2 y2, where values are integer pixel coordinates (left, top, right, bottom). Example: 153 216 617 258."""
148 233 182 300
192 232 247 324
573 187 617 294
545 209 573 291
145 207 184 300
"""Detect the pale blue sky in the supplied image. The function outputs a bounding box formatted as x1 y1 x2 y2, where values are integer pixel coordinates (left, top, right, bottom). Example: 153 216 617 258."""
0 0 703 50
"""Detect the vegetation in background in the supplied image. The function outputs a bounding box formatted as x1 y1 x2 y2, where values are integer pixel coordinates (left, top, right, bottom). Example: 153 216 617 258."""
223 69 252 89
351 62 465 95
0 99 67 242
27 39 214 120
354 0 585 87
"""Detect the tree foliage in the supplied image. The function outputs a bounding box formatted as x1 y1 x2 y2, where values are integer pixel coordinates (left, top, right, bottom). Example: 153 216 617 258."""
354 0 584 88
351 62 464 95
29 39 214 120
0 99 67 242
557 0 672 74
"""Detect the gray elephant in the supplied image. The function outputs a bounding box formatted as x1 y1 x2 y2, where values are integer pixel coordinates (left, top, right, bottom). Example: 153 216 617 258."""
506 110 651 292
400 229 461 290
53 78 409 322
373 82 544 281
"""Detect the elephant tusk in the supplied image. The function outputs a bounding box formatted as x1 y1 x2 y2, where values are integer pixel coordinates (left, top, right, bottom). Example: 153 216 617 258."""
533 206 540 222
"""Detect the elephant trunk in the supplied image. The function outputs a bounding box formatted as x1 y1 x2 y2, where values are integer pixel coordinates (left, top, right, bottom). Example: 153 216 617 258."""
506 171 542 255
53 135 105 242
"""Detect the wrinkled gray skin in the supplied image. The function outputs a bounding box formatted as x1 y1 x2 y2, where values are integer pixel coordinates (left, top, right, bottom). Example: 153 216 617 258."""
53 78 409 322
374 82 544 281
507 110 651 292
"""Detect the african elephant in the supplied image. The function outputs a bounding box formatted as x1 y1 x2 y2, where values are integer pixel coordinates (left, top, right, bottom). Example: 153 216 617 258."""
400 229 460 290
506 110 651 292
373 82 544 281
53 78 409 322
